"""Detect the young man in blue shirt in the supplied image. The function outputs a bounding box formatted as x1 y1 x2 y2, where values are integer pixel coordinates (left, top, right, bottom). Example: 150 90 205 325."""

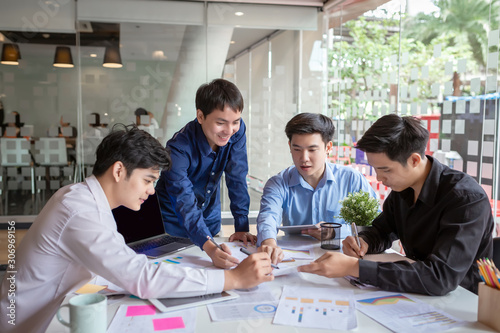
156 79 254 269
298 114 493 295
257 113 378 264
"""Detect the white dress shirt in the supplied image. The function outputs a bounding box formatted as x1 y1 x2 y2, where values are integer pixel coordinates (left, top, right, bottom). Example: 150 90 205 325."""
0 176 224 333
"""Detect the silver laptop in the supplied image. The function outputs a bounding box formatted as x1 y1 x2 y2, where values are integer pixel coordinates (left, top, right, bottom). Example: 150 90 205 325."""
112 193 193 258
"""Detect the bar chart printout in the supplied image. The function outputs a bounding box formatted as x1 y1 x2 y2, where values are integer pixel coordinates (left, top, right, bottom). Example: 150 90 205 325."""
355 291 465 332
273 286 357 330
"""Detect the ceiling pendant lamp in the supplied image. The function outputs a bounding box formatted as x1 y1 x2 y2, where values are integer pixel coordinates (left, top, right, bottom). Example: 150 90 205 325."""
53 46 74 68
1 43 21 65
103 45 122 68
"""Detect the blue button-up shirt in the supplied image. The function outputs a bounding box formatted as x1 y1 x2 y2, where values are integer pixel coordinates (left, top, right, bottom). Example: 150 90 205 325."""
156 118 250 248
256 162 379 245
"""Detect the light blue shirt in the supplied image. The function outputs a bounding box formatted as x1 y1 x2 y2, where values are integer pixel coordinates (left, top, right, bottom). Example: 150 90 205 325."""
256 162 379 245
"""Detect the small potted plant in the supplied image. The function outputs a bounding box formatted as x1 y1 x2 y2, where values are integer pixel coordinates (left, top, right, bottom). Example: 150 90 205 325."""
338 190 380 231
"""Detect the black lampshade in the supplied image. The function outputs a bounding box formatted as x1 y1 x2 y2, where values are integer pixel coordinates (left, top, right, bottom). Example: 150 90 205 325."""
53 46 74 68
1 43 21 65
103 45 122 68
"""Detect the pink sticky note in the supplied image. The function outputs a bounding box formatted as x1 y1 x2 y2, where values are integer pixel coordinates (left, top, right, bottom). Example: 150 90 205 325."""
126 305 157 316
153 317 186 331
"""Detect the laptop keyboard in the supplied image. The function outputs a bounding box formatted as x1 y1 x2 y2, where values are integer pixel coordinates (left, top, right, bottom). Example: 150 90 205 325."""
130 234 193 252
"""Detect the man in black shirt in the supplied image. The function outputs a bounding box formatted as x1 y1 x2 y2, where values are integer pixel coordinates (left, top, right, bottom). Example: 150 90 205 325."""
298 114 493 295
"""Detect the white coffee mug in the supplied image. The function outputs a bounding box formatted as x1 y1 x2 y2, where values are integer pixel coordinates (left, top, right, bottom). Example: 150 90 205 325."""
56 294 107 333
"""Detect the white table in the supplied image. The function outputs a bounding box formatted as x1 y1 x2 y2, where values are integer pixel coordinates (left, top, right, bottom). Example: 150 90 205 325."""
47 226 494 333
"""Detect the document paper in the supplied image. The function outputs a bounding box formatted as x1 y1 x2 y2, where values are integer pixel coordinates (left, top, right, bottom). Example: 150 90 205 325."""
273 285 357 330
207 285 278 321
107 304 196 333
355 291 465 332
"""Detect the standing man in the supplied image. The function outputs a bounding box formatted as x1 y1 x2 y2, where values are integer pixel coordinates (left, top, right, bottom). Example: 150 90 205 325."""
0 126 273 333
156 79 254 269
257 113 378 264
298 114 493 295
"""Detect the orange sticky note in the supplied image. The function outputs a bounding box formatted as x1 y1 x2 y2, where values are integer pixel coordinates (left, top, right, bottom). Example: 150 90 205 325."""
75 284 107 294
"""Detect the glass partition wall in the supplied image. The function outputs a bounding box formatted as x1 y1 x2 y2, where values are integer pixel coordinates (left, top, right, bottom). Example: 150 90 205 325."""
0 0 319 218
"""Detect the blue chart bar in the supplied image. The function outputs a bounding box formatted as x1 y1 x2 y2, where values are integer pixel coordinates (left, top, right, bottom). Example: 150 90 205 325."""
298 307 304 323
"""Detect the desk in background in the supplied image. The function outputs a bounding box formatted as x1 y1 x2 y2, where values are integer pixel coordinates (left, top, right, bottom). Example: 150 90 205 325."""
47 225 493 333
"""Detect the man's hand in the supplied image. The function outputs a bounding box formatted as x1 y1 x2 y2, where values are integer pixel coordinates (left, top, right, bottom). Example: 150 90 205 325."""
300 222 322 240
203 240 239 269
258 238 284 265
342 236 368 259
298 252 359 278
223 252 274 290
229 231 257 245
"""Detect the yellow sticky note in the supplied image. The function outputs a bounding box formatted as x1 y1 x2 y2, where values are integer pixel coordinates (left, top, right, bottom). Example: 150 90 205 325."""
75 283 107 294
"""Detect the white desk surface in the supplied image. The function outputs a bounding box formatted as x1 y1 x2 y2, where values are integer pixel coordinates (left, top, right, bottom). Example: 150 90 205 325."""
47 225 495 333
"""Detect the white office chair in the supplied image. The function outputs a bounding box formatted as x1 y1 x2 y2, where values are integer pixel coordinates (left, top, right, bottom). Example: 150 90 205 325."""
33 137 71 211
0 138 35 214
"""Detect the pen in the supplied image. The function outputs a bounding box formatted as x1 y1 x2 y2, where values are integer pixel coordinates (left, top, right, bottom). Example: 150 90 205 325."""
207 235 223 251
240 247 279 269
351 223 363 259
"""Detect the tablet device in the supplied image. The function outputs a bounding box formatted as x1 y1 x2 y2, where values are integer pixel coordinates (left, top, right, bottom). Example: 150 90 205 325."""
278 224 319 234
149 291 239 313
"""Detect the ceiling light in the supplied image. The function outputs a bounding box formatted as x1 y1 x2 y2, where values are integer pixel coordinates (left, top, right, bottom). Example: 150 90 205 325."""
235 11 244 16
230 40 236 44
53 46 74 68
152 50 167 60
90 53 97 58
103 45 122 68
1 43 21 65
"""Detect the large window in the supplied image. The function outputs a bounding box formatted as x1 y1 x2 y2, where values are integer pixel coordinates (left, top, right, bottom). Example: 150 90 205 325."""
325 0 499 232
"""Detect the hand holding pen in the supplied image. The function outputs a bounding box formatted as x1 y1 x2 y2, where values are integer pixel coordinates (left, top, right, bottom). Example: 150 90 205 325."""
205 235 240 269
240 247 279 269
349 223 364 259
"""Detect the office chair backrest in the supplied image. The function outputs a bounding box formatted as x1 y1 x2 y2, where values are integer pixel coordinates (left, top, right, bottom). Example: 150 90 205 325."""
493 237 500 269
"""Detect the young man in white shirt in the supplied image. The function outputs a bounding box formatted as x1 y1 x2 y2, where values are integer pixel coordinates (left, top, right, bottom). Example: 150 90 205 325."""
0 126 273 333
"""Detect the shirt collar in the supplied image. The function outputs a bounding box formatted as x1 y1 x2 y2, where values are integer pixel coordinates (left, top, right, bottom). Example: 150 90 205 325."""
417 155 441 206
193 118 216 157
85 175 113 212
289 162 334 190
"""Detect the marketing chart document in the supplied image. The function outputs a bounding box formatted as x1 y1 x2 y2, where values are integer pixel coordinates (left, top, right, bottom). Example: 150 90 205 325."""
207 284 278 322
273 285 357 330
355 291 465 332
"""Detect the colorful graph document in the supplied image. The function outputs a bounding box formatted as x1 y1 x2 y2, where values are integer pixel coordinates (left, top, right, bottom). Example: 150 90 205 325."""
355 291 465 332
151 254 213 269
273 285 357 330
107 304 196 333
207 284 278 321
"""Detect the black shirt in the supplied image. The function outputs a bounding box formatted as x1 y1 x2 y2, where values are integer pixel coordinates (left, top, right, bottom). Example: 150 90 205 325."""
359 156 493 295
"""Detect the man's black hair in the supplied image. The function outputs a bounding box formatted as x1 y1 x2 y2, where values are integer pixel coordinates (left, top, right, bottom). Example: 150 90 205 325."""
195 79 244 117
92 124 171 177
356 114 429 165
284 113 335 145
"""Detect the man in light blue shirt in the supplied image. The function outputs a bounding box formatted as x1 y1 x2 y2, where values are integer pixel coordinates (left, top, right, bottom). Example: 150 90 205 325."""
257 113 378 263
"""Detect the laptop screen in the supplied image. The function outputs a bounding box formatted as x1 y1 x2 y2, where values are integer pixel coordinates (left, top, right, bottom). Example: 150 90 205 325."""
112 193 166 244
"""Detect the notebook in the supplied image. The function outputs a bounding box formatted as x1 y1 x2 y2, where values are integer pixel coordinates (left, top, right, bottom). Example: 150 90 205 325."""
112 193 194 258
